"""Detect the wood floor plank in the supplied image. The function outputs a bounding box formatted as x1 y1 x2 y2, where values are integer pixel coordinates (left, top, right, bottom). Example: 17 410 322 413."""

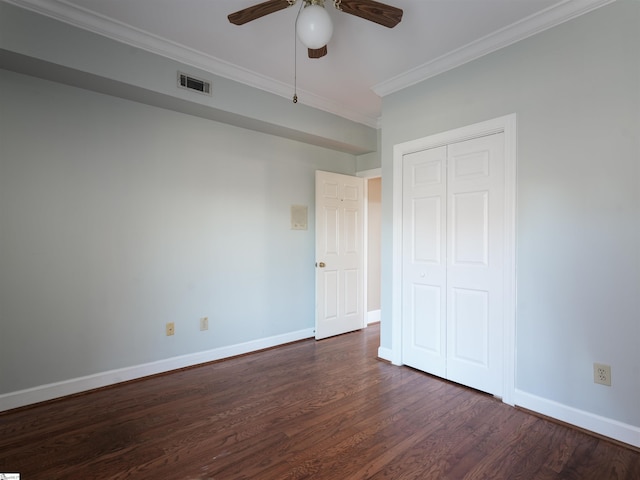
1 324 638 479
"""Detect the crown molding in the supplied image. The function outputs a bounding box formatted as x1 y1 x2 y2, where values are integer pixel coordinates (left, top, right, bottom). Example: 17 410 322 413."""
1 0 380 128
373 0 616 97
3 0 615 125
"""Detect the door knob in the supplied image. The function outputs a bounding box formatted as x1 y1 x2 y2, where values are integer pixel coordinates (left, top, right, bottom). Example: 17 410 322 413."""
317 262 326 268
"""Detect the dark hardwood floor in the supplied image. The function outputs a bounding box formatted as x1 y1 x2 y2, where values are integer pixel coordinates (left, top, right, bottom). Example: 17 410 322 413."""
1 324 638 479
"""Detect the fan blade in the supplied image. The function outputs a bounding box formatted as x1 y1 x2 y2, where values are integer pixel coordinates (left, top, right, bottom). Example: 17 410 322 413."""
308 46 328 59
228 0 294 25
335 0 403 28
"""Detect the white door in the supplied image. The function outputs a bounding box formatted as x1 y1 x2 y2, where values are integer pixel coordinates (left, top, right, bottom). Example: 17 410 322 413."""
401 146 447 376
402 133 505 396
315 171 365 340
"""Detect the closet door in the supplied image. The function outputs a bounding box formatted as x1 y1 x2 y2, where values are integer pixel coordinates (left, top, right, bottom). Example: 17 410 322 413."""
446 133 504 396
401 133 505 397
401 146 447 377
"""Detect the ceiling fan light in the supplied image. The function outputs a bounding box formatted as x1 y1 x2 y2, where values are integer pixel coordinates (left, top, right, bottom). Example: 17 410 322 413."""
296 4 333 50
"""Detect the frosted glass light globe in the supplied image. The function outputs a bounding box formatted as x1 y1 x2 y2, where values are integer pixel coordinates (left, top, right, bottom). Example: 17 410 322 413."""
296 4 333 50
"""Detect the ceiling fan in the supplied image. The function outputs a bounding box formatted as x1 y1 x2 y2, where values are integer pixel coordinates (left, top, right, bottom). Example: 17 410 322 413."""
228 0 403 59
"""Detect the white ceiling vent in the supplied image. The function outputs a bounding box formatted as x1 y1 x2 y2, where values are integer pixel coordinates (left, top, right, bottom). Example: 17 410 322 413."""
178 72 211 95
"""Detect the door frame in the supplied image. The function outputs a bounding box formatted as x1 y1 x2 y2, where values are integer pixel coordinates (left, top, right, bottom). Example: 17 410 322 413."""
390 114 517 406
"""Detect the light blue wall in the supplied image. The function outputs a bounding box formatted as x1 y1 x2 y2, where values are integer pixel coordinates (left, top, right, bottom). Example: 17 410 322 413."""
0 69 356 394
380 0 639 428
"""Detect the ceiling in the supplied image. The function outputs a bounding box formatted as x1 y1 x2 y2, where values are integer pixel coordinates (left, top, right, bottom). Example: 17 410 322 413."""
7 0 611 127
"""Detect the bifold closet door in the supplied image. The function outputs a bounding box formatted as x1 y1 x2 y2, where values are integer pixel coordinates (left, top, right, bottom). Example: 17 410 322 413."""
401 145 448 377
402 133 505 397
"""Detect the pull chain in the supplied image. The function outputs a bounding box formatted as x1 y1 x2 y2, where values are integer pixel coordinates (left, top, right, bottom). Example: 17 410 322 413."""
293 1 304 103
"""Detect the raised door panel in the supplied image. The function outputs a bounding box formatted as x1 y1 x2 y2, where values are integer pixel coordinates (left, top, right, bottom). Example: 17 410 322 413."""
322 270 339 321
411 284 443 354
344 207 360 254
449 287 489 366
322 205 340 255
413 196 442 264
451 191 489 267
344 268 359 316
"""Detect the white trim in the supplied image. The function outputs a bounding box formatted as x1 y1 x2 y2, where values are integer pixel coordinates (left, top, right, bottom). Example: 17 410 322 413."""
1 0 378 128
501 114 518 407
362 175 369 330
391 144 405 366
391 114 517 405
515 389 640 448
367 309 381 325
0 328 314 412
373 0 616 97
377 346 393 363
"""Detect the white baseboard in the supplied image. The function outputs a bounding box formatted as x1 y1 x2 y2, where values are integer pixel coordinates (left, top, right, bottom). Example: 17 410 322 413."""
378 346 393 362
514 389 640 448
367 309 381 324
0 328 314 413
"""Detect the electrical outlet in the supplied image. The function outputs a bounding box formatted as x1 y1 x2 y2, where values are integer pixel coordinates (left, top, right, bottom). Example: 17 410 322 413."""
593 363 611 386
166 322 175 336
200 317 209 331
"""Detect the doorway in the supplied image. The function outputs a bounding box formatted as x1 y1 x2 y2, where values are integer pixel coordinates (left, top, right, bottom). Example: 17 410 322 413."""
363 172 382 325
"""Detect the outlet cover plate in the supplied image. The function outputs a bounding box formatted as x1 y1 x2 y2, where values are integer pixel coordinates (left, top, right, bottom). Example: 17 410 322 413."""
593 363 611 386
166 322 175 336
